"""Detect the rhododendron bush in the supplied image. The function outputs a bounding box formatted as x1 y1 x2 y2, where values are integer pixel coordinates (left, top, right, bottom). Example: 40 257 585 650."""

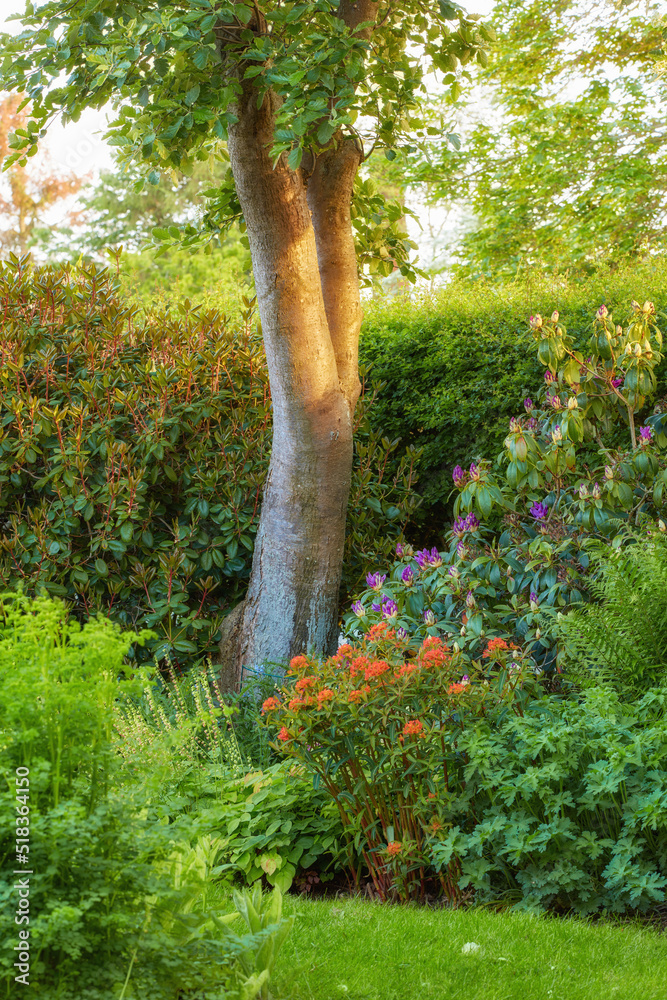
262 625 536 903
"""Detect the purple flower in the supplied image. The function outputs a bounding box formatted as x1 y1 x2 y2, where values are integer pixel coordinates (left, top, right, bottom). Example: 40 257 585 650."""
382 598 398 618
596 304 608 319
396 542 404 557
639 425 653 441
465 512 480 531
371 601 381 612
524 398 533 412
456 541 468 559
428 546 443 567
366 572 386 591
526 417 538 431
452 465 467 487
469 462 480 481
396 627 408 640
461 674 470 685
352 600 365 617
530 591 538 603
401 565 415 586
448 565 460 578
414 549 430 570
544 370 556 383
465 590 476 609
611 377 623 389
424 609 436 625
529 501 549 521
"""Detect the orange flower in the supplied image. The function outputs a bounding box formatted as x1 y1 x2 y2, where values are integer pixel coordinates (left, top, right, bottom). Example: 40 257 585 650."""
386 841 402 857
317 688 335 706
350 655 370 676
368 622 388 639
261 696 281 714
363 684 371 695
288 698 305 711
295 676 316 693
422 636 445 651
402 719 424 737
448 682 467 695
483 637 509 658
277 726 292 742
430 818 444 832
364 659 390 681
337 643 354 656
289 654 310 672
428 791 437 799
395 663 420 679
348 689 364 703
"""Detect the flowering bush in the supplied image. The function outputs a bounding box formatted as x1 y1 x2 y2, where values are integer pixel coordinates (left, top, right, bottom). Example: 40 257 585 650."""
261 626 537 902
343 301 667 676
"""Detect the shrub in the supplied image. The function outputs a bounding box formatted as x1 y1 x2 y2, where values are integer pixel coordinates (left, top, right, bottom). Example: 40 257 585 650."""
344 300 667 678
262 625 537 903
0 254 421 672
0 591 290 999
430 686 667 915
359 259 667 539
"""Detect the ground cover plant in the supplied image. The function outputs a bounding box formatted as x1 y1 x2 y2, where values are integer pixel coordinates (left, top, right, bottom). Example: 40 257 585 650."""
270 895 667 1000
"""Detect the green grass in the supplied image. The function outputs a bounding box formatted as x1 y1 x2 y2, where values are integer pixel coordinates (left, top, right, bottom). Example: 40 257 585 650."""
271 896 667 1000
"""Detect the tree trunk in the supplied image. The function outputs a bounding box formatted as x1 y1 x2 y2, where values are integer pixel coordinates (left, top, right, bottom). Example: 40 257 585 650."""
218 84 363 689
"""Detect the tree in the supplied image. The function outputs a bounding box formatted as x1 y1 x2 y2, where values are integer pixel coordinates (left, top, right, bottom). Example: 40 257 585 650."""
0 0 491 687
0 93 82 255
415 0 667 278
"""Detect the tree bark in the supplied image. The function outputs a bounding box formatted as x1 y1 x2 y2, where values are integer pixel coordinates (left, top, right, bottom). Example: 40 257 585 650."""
218 80 364 689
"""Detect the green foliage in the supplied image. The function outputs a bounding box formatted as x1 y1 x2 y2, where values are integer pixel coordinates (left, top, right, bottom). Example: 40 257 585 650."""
347 295 667 679
0 254 421 670
431 687 667 915
414 0 667 277
0 0 492 282
222 885 294 1000
263 628 536 903
558 527 667 695
0 591 290 999
359 262 667 536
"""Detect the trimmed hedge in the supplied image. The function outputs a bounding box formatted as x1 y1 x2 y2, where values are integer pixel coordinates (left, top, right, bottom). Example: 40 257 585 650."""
360 259 667 542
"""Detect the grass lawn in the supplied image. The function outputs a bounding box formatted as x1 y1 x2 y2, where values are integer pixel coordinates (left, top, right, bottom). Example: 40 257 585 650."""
271 896 667 1000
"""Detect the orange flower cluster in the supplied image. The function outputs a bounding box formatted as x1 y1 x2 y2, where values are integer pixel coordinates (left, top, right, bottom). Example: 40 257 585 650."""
367 622 388 639
288 696 314 711
317 688 334 706
261 696 281 714
350 655 370 676
394 662 420 679
289 654 310 672
418 636 451 669
483 637 509 657
277 726 292 741
348 686 371 703
295 675 316 693
386 841 402 857
402 719 425 737
337 643 354 656
364 659 390 681
447 682 467 695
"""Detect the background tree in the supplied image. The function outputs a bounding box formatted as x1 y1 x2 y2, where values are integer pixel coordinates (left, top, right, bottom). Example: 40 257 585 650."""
413 0 667 278
0 93 82 255
0 0 491 687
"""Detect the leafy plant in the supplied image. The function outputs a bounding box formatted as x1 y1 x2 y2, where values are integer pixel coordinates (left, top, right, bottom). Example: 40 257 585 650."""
430 686 667 915
558 526 667 695
262 625 537 903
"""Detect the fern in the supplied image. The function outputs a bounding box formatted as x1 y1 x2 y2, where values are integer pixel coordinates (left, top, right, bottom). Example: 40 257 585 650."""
558 525 667 695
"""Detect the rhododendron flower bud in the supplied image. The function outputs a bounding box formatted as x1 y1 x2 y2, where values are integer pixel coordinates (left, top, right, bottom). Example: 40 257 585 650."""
625 343 633 355
544 370 555 383
453 641 460 653
529 501 549 521
644 301 655 314
530 591 539 612
634 342 642 357
424 609 436 625
469 462 480 481
659 520 667 533
401 565 415 586
529 314 543 329
616 325 623 336
579 483 588 499
567 396 578 410
639 425 653 442
414 549 430 570
524 397 533 411
460 625 467 636
596 304 608 319
429 547 443 567
452 464 466 487
457 541 468 559
592 482 601 499
382 598 398 619
552 425 563 443
604 465 614 480
395 542 404 557
352 600 365 617
535 628 541 639
366 572 386 591
448 565 459 579
551 311 559 323
396 626 409 640
465 590 476 609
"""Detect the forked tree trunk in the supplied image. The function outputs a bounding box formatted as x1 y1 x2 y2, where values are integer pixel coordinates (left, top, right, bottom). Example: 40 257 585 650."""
217 86 363 691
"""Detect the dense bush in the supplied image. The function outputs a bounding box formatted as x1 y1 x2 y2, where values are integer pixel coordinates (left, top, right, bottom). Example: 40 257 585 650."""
345 299 667 675
360 259 667 540
0 254 420 671
431 687 667 915
0 592 290 999
262 625 537 903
